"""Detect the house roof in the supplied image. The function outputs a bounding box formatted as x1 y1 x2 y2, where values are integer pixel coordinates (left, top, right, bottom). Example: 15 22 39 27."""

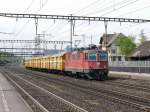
99 33 125 47
99 34 115 44
128 41 150 57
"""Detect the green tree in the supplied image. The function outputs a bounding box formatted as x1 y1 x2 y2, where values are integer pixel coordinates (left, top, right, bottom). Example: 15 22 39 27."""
128 35 136 42
139 29 147 44
116 36 136 56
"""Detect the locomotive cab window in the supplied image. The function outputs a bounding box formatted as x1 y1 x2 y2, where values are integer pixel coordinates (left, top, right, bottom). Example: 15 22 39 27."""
99 51 107 61
85 53 97 61
89 53 96 61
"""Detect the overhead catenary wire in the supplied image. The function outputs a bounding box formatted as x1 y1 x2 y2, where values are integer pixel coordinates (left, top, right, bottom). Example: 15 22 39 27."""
83 0 139 16
58 6 149 43
71 0 138 33
15 0 49 37
100 0 141 16
24 0 35 13
79 0 130 16
112 4 150 30
73 0 143 37
15 0 142 39
67 0 119 35
117 4 150 17
100 0 150 32
11 0 35 36
80 0 141 33
73 0 119 16
2 0 149 46
49 0 145 36
73 0 104 15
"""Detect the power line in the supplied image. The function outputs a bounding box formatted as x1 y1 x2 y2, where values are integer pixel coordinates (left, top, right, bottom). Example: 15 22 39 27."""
15 0 49 37
71 0 118 32
70 0 150 39
81 0 130 15
74 0 119 16
24 0 35 13
36 0 48 13
72 0 135 31
11 0 35 36
111 5 150 30
117 4 150 17
74 0 142 35
100 0 141 16
73 0 104 15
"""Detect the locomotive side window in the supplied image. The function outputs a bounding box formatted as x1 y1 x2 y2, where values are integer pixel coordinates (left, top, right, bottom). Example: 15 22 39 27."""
99 51 107 61
89 53 97 61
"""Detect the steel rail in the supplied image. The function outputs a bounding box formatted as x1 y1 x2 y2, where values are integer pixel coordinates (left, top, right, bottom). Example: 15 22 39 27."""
22 70 150 112
104 81 150 92
5 70 88 112
4 67 150 111
2 70 49 112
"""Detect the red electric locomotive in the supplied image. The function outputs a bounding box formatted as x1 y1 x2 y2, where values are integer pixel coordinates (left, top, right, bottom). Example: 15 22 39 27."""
65 49 108 80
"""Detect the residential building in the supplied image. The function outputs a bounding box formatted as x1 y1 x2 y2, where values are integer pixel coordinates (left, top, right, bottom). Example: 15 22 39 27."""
99 33 126 62
128 41 150 60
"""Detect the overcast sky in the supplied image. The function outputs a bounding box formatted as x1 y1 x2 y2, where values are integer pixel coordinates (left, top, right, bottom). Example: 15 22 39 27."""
0 0 150 48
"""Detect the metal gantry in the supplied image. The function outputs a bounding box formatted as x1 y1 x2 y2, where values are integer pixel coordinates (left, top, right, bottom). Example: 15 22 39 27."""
0 40 71 44
0 13 150 23
0 39 71 57
0 12 150 56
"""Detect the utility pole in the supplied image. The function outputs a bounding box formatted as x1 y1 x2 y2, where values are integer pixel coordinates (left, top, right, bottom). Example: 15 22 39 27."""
35 18 38 55
91 35 93 45
42 31 46 55
74 40 81 49
70 14 73 52
104 21 108 51
60 43 63 52
82 35 85 48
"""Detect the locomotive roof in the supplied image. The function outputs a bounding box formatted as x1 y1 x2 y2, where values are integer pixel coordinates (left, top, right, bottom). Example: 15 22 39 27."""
76 49 105 53
83 49 105 53
66 49 106 54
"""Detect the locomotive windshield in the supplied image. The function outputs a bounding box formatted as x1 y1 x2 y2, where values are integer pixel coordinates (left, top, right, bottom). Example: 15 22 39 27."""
89 53 96 61
99 51 107 61
85 53 97 61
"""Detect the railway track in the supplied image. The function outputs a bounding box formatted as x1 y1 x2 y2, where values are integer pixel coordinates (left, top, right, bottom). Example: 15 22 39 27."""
27 73 150 109
6 67 150 112
13 66 150 91
2 68 129 112
103 81 150 93
1 68 88 112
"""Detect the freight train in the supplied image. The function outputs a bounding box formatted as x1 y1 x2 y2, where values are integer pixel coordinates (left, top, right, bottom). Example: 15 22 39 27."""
24 48 109 80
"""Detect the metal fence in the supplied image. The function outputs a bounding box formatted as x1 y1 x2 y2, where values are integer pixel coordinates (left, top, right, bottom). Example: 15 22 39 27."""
109 61 150 73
